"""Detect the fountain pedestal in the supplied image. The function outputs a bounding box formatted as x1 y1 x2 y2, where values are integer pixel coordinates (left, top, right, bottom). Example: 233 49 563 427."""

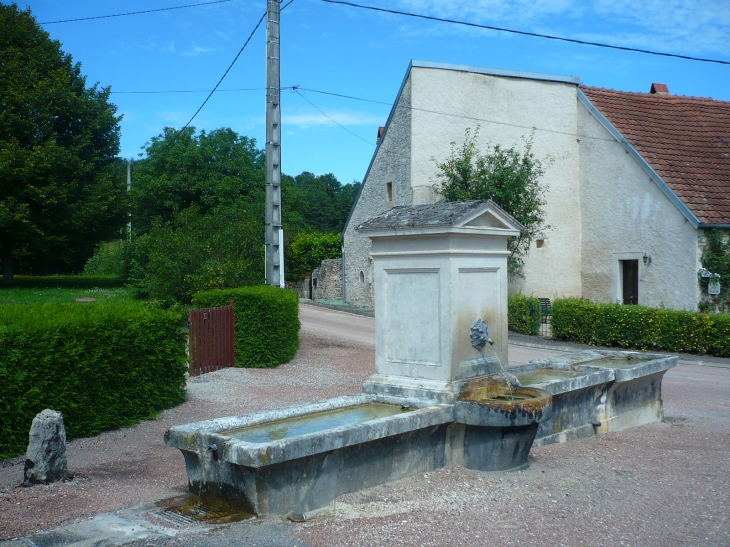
357 200 523 404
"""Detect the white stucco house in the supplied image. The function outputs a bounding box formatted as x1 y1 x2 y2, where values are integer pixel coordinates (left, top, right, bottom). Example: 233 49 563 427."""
341 60 730 311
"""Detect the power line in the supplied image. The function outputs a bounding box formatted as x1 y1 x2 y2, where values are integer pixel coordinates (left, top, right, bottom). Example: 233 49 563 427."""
295 86 617 145
298 87 392 105
39 0 233 25
111 87 268 94
171 11 266 142
322 0 730 66
291 87 376 146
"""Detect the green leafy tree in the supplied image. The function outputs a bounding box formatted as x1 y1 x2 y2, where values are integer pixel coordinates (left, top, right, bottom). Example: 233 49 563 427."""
288 232 342 281
130 204 263 305
131 127 265 236
699 229 730 309
433 127 550 279
283 171 361 233
0 4 125 282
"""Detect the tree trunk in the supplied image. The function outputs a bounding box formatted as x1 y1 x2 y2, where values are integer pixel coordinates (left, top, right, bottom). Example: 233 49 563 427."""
2 244 15 285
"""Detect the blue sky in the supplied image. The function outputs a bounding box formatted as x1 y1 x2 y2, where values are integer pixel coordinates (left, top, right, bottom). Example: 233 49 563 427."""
14 0 730 185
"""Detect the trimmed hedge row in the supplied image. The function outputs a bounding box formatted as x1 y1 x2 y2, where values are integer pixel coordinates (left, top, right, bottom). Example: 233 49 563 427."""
193 286 300 368
0 301 187 459
508 294 541 335
2 275 124 289
551 298 730 357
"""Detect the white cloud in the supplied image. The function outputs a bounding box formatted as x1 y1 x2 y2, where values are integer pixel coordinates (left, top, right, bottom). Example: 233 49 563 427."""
181 46 217 57
283 109 384 128
387 0 730 57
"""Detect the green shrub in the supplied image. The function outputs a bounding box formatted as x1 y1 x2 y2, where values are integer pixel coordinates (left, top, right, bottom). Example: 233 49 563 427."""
193 286 300 368
508 294 541 335
287 231 342 281
0 301 187 459
83 240 133 279
130 204 264 305
2 275 124 289
551 298 730 356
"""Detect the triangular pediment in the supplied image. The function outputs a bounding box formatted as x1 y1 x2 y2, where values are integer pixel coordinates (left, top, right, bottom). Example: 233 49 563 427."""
457 200 524 231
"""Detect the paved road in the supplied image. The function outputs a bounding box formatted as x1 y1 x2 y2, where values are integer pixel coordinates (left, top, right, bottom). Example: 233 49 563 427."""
299 302 566 366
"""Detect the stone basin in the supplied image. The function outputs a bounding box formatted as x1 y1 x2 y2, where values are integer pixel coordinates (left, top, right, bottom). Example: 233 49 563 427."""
450 375 552 472
510 350 678 445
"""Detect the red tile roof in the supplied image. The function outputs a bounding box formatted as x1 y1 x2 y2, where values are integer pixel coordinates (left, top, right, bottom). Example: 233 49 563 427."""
581 86 730 225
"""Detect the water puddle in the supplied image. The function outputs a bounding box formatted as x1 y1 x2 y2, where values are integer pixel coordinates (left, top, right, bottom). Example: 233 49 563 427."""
579 357 649 369
220 403 413 443
515 368 584 385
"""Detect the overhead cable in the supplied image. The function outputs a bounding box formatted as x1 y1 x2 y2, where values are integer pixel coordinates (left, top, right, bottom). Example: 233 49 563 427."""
291 87 375 146
171 11 266 142
321 0 730 66
40 0 232 24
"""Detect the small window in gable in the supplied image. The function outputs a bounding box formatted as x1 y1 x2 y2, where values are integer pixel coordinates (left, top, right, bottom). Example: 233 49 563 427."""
386 182 393 202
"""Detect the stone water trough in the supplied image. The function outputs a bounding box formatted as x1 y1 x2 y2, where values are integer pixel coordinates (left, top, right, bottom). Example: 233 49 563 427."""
165 201 676 517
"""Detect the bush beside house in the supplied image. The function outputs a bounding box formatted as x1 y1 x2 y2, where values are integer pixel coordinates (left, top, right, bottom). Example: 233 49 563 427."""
193 286 300 368
0 301 187 459
507 294 541 335
551 298 730 357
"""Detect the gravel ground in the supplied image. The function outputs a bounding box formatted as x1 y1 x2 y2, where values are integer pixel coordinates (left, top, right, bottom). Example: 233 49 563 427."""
2 306 729 546
0 326 375 541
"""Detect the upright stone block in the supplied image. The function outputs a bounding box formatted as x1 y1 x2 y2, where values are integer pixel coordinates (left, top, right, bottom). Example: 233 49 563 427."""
357 200 523 403
24 409 69 485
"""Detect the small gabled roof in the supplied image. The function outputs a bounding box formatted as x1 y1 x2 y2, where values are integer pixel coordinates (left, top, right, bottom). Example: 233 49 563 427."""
581 86 730 226
356 200 523 235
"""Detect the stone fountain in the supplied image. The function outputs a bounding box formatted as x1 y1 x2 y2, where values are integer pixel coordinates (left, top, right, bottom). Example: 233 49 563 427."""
165 200 676 517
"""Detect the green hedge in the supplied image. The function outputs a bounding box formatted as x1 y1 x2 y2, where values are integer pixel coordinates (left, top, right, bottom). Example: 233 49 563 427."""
551 298 730 357
2 275 124 289
508 294 541 335
0 301 187 459
193 286 300 368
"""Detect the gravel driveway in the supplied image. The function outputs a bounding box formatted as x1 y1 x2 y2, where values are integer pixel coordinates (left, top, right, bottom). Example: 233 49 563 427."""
1 304 729 546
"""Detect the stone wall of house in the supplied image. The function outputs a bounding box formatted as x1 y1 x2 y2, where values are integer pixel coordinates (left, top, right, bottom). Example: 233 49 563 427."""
578 95 700 310
408 65 584 299
312 258 342 301
343 74 412 308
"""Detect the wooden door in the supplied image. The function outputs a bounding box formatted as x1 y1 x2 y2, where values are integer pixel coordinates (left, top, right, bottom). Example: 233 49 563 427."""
622 260 639 305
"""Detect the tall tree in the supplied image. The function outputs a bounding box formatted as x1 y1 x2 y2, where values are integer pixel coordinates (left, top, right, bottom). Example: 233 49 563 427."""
433 127 550 279
131 127 265 236
0 4 125 281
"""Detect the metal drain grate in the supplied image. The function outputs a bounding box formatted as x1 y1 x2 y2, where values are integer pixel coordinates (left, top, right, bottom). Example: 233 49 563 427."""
153 495 255 526
152 509 195 527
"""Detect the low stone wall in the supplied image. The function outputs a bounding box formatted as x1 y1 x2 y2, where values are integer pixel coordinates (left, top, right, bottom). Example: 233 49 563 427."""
312 259 342 301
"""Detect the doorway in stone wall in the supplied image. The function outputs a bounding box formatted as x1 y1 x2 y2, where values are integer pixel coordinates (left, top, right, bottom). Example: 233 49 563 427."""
622 259 639 305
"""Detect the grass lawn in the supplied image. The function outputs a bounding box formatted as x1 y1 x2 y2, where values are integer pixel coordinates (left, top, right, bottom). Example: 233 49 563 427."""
0 286 134 305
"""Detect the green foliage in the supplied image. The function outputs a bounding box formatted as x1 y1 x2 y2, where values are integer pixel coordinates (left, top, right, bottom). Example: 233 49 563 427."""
0 300 188 459
0 275 124 289
83 240 132 279
282 172 360 233
432 127 550 279
287 232 342 281
131 127 265 236
551 298 730 357
0 286 131 306
699 229 730 309
508 294 541 335
193 286 300 368
0 5 125 280
130 204 263 305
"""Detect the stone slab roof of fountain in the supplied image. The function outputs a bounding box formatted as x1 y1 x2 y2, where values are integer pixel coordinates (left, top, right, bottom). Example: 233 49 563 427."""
356 200 523 234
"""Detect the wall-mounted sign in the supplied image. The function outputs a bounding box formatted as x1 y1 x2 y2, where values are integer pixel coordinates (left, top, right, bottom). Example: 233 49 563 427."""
708 281 721 295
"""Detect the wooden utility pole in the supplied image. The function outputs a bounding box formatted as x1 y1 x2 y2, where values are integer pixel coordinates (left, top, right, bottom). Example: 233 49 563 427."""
265 0 283 287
